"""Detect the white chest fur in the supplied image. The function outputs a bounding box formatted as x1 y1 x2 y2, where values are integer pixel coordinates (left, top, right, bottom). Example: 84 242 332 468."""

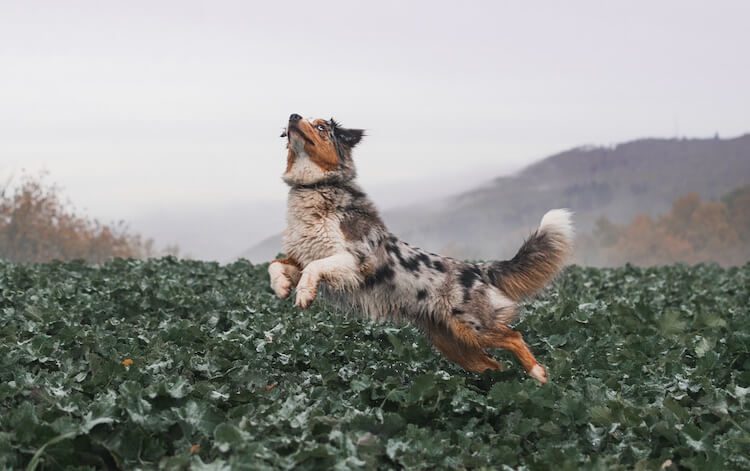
283 189 347 267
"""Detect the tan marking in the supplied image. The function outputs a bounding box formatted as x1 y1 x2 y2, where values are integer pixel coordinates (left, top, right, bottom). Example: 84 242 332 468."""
428 317 546 383
269 257 302 299
273 257 302 270
479 324 545 382
292 119 340 171
429 320 502 373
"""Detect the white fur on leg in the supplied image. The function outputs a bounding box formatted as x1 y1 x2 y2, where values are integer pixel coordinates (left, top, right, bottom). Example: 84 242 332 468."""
295 270 317 309
268 262 292 299
529 364 548 384
294 252 361 309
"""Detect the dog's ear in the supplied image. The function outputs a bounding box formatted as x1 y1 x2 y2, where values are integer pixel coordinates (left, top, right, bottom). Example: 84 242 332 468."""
331 118 364 148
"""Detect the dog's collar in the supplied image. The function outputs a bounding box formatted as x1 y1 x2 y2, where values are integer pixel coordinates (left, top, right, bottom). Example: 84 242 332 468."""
291 179 348 191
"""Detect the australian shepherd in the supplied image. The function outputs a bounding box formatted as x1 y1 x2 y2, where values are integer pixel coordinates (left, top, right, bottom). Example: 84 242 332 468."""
268 113 573 383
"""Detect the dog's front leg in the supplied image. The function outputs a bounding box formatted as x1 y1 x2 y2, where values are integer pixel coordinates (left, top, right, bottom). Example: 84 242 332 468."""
294 252 361 309
268 258 302 299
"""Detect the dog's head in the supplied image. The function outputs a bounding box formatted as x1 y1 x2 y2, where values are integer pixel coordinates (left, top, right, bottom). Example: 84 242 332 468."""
281 113 364 186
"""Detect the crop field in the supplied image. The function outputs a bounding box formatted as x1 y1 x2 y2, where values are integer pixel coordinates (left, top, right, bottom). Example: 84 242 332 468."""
0 259 748 469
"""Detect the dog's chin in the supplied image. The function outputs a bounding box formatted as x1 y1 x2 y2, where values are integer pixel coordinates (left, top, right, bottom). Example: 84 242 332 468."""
287 133 308 154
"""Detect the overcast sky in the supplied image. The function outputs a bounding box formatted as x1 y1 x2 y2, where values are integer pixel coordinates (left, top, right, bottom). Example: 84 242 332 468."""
1 1 749 259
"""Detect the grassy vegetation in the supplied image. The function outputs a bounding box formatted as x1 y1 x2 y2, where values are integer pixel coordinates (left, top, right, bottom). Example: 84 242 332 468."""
0 259 748 469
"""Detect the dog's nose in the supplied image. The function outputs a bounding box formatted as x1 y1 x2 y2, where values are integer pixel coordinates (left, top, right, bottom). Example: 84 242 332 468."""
289 113 302 122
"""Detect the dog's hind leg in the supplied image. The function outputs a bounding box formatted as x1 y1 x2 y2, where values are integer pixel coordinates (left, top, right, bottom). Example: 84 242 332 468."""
479 325 547 384
427 320 502 373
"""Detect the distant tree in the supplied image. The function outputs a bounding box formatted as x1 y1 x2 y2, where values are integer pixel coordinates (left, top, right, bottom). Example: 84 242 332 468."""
594 188 748 266
723 185 750 243
661 193 701 235
0 173 157 263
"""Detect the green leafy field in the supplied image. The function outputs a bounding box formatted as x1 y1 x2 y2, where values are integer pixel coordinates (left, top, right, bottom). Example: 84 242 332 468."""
0 259 748 470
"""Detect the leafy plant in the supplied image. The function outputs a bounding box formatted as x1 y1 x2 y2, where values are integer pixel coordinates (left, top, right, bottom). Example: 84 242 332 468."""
0 259 748 469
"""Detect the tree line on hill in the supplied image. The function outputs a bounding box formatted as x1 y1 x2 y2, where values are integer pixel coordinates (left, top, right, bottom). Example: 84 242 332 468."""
579 185 750 266
0 174 166 264
1 173 747 266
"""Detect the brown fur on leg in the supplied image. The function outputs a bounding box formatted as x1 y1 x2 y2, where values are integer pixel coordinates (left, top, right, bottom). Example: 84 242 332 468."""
272 257 302 284
273 257 302 270
428 320 502 373
479 324 547 383
430 319 547 383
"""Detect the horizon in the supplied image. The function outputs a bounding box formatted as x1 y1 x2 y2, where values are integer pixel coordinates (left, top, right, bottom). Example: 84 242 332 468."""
6 126 749 262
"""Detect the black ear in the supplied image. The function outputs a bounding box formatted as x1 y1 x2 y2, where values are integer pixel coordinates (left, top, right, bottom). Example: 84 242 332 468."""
331 119 364 148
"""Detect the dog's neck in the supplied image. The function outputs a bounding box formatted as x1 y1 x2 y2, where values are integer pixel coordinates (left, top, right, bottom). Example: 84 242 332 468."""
289 176 357 192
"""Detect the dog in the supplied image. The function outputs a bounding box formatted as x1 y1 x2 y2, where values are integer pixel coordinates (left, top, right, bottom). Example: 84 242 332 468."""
268 114 573 383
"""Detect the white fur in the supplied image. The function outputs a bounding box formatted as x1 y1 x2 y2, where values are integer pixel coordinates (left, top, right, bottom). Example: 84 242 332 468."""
283 191 351 265
539 208 574 241
487 287 514 311
268 261 300 299
529 364 548 384
283 148 328 186
295 252 362 309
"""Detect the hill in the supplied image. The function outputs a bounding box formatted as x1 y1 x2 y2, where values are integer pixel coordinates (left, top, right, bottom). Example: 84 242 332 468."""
1 259 748 468
386 134 750 260
242 134 750 262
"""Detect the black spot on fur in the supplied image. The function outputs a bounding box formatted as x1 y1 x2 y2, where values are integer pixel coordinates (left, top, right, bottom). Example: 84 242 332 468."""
364 264 395 288
394 249 433 273
459 265 481 289
417 253 432 268
416 289 428 301
385 243 401 258
400 256 421 272
458 265 482 302
451 308 463 315
432 260 446 272
382 236 443 274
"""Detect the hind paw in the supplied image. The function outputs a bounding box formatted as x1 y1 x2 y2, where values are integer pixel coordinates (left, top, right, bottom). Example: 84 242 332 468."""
529 364 548 384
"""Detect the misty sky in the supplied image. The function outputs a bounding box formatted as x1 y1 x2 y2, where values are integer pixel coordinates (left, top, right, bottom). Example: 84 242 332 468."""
2 1 749 259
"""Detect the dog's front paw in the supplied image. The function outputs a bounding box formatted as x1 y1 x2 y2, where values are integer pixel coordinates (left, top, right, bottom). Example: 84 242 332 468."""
271 274 292 299
294 272 317 309
294 285 316 309
268 262 292 299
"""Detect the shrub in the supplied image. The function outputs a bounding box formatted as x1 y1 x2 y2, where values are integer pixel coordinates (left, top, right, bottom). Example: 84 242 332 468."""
0 174 155 263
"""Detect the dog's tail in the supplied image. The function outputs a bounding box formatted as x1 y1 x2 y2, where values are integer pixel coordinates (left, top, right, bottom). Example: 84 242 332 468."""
484 209 574 301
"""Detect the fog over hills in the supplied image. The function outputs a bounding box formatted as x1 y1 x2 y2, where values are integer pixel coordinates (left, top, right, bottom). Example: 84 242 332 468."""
242 133 750 263
130 167 500 262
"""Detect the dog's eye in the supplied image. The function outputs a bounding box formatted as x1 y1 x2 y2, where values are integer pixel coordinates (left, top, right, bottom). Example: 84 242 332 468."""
316 124 326 131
